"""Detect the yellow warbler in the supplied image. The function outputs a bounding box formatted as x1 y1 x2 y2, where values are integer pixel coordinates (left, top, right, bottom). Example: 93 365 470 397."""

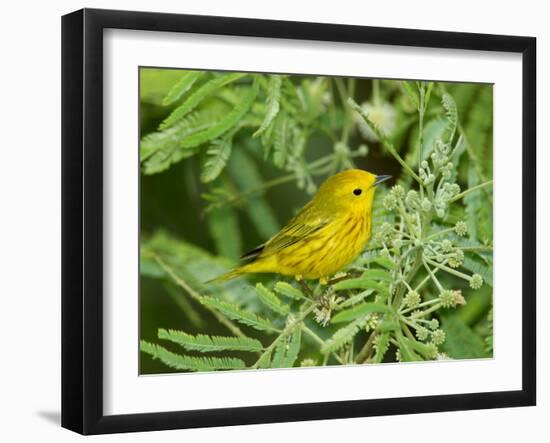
209 169 391 283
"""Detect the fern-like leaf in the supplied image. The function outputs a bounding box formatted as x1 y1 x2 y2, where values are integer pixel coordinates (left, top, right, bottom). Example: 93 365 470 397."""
332 278 389 296
339 289 375 309
157 329 263 352
321 317 368 354
331 302 390 324
201 296 280 333
272 113 289 168
140 341 246 371
255 283 290 315
141 107 225 175
253 75 282 138
227 149 280 238
161 71 203 106
201 137 232 183
464 164 480 241
180 79 259 149
400 81 419 108
360 268 393 282
271 327 302 368
462 255 493 287
372 332 390 363
160 73 247 129
273 281 307 301
441 92 458 141
206 205 242 260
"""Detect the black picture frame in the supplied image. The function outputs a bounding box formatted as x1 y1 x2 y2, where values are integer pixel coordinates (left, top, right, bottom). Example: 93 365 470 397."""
61 8 536 435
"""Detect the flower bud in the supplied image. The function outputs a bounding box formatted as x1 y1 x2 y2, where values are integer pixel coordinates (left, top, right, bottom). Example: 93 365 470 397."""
454 221 468 236
431 329 446 345
470 274 483 290
403 290 421 309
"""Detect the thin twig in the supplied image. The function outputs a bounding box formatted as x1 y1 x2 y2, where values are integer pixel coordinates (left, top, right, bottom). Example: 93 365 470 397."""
355 331 377 364
450 180 493 203
151 253 246 338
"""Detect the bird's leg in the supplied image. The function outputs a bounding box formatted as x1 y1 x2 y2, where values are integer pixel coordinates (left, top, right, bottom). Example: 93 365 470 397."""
295 275 316 299
325 274 351 286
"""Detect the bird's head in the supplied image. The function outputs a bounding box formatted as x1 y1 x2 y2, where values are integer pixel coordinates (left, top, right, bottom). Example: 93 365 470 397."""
315 169 391 214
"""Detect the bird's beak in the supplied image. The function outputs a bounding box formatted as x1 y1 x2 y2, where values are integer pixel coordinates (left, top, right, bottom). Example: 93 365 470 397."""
374 175 392 186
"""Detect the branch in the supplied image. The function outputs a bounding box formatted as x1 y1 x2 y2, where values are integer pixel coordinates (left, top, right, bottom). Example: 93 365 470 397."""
450 180 493 203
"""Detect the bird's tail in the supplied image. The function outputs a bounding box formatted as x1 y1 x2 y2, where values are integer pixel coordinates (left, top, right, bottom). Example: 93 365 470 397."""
206 266 246 284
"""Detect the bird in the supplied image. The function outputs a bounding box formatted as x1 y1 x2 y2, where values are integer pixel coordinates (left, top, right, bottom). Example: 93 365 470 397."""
208 169 391 284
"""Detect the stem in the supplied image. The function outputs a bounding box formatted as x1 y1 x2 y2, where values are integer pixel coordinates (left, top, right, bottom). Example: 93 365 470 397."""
334 78 354 146
423 260 444 291
459 245 493 252
411 302 443 318
418 83 425 173
252 302 318 369
450 180 493 202
298 279 315 298
151 253 246 339
347 97 423 185
414 267 440 292
400 297 439 315
425 258 473 282
302 325 345 365
424 227 455 241
372 79 380 105
355 331 377 364
204 154 334 213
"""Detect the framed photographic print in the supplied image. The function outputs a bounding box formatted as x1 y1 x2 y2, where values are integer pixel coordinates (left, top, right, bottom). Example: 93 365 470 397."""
61 8 536 435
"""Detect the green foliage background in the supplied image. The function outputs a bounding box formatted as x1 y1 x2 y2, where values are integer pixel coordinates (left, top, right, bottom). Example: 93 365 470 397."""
139 68 493 374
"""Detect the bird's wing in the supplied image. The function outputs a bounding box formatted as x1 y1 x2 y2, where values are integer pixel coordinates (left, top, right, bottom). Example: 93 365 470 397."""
241 203 333 260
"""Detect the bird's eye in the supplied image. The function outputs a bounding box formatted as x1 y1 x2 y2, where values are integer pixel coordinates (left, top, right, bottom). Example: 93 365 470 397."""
353 188 362 196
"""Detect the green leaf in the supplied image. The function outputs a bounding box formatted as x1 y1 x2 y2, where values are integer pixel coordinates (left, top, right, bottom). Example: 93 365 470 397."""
400 81 419 108
371 256 397 270
273 282 307 301
140 341 246 371
272 113 290 168
396 335 422 362
253 75 282 138
257 350 272 369
140 68 189 105
272 327 302 368
160 73 247 129
441 92 458 140
141 231 259 311
441 316 487 359
228 149 280 238
180 79 259 148
201 137 232 183
338 289 375 309
464 163 480 241
403 337 437 360
206 205 242 260
255 283 290 315
321 318 368 354
140 257 165 278
462 255 493 287
372 332 390 363
201 296 279 333
141 107 225 175
161 71 203 106
406 117 448 167
332 302 391 324
360 268 393 282
157 329 263 352
332 278 389 296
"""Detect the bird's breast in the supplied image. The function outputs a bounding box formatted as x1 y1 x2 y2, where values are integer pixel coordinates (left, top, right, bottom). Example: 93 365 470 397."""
275 212 371 279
